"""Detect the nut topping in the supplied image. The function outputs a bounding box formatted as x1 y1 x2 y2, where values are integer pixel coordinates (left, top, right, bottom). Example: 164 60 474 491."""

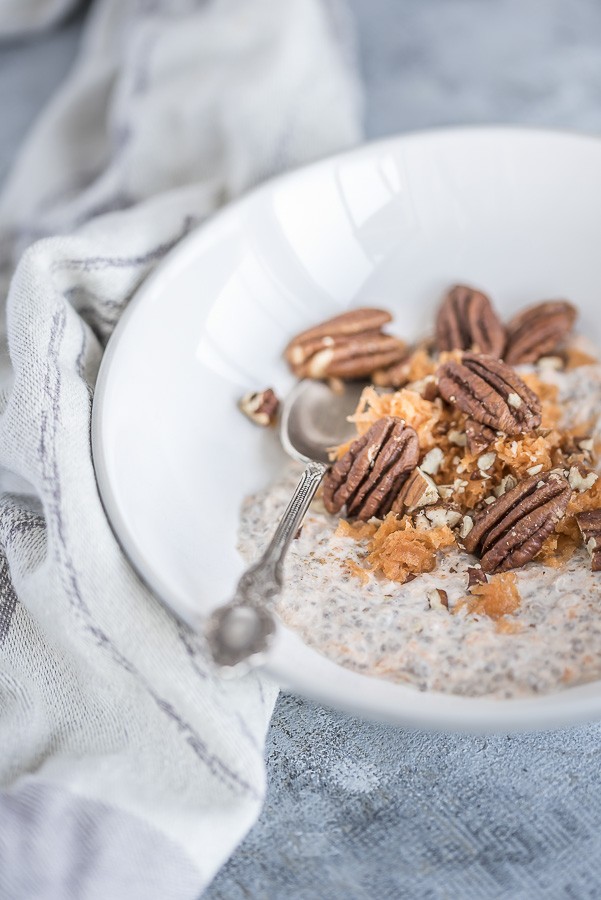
477 451 496 471
459 515 474 539
505 301 577 365
576 510 601 571
467 566 488 589
495 474 517 497
462 471 571 573
427 588 449 610
435 285 506 358
437 352 542 434
464 417 496 455
392 467 439 513
422 505 462 528
420 447 444 475
238 388 279 426
285 308 407 380
323 416 419 520
568 465 599 493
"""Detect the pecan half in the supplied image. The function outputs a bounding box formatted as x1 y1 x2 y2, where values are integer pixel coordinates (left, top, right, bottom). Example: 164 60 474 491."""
462 471 571 573
505 301 577 365
323 416 419 520
437 353 542 434
435 285 506 358
576 510 601 571
285 308 406 380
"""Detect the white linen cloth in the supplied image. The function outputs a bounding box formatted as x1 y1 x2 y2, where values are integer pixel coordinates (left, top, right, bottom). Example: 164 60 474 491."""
0 1 361 896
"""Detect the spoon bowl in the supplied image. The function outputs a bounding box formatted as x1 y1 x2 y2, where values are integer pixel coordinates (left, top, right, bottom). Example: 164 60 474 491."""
280 379 367 464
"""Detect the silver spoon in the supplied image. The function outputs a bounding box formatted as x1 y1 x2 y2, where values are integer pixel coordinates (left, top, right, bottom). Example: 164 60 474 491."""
205 379 366 674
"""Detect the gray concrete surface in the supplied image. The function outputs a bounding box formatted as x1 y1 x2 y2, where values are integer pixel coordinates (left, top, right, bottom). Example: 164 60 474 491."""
3 2 601 898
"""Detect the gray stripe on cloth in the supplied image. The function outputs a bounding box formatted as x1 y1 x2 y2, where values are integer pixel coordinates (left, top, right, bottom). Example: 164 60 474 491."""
0 553 18 644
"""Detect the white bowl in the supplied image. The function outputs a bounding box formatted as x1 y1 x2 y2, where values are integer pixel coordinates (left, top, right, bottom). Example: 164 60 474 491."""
93 126 601 732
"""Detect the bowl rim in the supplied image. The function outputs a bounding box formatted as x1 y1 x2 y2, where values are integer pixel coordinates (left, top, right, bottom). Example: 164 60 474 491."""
92 124 601 733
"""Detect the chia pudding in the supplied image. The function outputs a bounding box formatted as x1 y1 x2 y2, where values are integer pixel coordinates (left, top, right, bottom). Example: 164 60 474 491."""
238 292 601 699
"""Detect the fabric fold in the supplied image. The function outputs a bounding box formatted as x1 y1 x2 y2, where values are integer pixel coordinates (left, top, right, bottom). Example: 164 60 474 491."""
0 1 362 896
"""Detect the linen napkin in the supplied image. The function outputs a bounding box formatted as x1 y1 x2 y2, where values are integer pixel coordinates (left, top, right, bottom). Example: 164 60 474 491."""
0 1 362 897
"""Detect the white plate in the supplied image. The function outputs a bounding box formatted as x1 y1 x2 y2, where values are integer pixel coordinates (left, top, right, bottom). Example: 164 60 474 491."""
93 126 601 732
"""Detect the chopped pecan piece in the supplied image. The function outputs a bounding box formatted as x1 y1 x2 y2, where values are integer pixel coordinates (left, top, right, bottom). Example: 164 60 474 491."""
568 465 599 493
285 308 406 380
576 510 601 571
238 388 279 426
462 471 571 573
421 504 462 528
505 300 577 365
459 515 474 539
466 566 488 588
420 447 444 475
437 353 542 434
465 417 496 455
495 474 517 497
392 467 439 513
435 285 506 358
427 588 449 610
323 416 419 521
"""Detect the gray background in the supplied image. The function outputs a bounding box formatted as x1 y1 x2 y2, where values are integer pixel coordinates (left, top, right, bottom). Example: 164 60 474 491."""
3 2 601 897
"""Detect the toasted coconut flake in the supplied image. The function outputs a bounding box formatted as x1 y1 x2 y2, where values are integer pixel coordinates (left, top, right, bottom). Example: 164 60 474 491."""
495 618 523 634
363 513 455 584
455 572 521 620
556 479 601 542
520 373 562 428
348 386 442 450
403 347 439 381
335 519 377 541
344 559 370 585
536 532 579 567
564 341 598 369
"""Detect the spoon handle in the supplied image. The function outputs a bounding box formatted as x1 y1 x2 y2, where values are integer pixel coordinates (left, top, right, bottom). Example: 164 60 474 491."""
205 460 328 672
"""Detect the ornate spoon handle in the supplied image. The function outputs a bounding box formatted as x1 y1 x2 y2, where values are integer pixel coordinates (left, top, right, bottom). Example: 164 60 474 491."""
205 460 327 672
